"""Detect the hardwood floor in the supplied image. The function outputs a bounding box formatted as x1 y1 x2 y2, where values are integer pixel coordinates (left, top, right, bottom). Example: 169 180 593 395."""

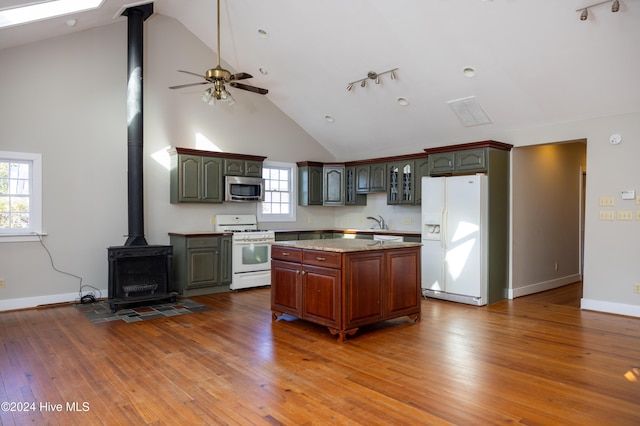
1 282 639 425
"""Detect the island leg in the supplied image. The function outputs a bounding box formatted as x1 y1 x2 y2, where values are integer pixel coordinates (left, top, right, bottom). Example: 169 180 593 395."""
409 313 421 323
272 311 284 321
328 327 359 342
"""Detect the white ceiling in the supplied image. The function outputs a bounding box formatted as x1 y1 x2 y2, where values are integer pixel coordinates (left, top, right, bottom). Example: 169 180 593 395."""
2 0 639 159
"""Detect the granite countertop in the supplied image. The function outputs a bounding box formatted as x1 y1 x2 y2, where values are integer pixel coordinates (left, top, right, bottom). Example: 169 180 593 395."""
271 238 422 253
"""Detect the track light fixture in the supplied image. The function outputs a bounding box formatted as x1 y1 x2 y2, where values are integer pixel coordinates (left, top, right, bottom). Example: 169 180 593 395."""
577 0 621 21
346 68 398 91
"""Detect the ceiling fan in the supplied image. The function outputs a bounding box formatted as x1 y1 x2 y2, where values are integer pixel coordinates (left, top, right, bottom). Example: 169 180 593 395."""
169 0 268 105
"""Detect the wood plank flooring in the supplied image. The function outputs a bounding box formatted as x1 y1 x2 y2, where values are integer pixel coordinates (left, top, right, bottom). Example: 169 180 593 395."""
1 282 639 425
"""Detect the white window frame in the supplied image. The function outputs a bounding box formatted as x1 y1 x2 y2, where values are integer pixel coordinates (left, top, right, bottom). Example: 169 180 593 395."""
0 151 43 242
258 161 297 223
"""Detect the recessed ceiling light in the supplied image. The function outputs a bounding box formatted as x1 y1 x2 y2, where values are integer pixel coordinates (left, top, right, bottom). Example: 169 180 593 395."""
66 19 77 27
396 97 410 106
257 28 269 39
258 67 268 75
324 115 335 123
463 67 476 77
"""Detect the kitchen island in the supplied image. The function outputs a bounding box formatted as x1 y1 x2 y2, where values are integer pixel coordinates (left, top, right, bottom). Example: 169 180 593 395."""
271 239 422 342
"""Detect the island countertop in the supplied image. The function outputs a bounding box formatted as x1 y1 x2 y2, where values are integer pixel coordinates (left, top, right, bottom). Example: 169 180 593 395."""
271 238 421 253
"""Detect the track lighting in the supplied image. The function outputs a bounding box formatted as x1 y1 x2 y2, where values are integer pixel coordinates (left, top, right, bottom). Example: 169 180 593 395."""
347 68 399 91
612 0 620 12
577 0 622 21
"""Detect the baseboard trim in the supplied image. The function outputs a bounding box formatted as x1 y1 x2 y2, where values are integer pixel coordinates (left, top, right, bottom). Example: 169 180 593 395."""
509 274 581 299
581 298 640 318
0 289 108 312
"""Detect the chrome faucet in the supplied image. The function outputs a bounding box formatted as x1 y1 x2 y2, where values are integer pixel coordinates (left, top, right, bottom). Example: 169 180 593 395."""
366 215 387 230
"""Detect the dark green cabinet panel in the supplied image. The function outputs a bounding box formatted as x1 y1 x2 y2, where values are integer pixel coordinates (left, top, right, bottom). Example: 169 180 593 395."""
224 159 263 177
355 163 386 194
345 166 367 205
298 164 324 206
170 154 223 203
170 234 232 296
428 149 487 175
323 166 345 206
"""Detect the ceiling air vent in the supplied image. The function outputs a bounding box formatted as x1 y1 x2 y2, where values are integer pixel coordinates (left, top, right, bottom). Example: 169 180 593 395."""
447 96 492 127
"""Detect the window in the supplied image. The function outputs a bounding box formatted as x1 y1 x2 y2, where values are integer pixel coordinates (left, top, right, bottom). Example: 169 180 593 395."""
258 162 296 222
0 151 42 242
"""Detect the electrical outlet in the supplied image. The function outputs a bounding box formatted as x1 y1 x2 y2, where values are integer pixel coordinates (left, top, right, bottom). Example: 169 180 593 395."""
636 195 640 205
403 217 412 225
634 283 640 294
307 216 312 224
210 216 216 225
554 262 559 271
636 210 640 221
0 278 5 289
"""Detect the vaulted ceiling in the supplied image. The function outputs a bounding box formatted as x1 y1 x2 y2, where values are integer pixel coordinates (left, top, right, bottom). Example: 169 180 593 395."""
2 0 639 159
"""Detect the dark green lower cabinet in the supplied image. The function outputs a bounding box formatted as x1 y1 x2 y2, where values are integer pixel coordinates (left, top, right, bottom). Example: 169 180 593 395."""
169 234 232 296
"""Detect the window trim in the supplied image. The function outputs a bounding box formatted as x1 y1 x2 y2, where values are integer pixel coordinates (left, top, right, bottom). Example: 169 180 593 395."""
0 151 43 243
258 161 297 223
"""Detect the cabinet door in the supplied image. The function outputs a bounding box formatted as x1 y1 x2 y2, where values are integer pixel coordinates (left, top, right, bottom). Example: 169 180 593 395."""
223 159 244 176
400 161 414 204
202 156 223 202
219 236 232 285
178 155 202 202
355 165 370 194
302 265 340 328
456 148 486 172
187 247 219 289
298 166 324 206
271 260 302 316
385 248 421 318
343 252 384 328
323 166 345 206
245 160 263 177
387 162 400 204
369 163 386 192
345 166 367 205
428 152 455 175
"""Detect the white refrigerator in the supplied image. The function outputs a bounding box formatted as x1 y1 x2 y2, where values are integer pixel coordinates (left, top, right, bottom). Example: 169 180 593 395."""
421 174 488 306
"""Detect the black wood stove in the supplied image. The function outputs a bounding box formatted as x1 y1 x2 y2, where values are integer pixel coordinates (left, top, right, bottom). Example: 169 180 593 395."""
107 3 175 312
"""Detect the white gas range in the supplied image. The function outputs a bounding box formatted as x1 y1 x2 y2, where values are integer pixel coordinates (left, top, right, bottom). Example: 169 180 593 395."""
215 214 275 290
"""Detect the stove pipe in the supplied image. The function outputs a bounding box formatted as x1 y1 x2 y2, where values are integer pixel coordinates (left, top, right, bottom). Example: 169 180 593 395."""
122 3 153 246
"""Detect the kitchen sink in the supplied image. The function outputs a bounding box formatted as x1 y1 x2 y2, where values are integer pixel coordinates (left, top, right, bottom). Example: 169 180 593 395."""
373 234 404 242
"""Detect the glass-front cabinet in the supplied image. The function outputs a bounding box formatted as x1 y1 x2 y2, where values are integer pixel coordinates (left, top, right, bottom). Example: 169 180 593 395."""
387 160 415 205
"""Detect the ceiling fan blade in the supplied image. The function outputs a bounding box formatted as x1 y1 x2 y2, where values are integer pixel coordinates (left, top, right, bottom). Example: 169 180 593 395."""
229 81 269 95
169 81 210 90
229 72 253 81
178 70 206 79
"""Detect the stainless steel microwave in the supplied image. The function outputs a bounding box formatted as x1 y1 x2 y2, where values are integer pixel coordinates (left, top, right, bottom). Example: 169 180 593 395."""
225 176 265 202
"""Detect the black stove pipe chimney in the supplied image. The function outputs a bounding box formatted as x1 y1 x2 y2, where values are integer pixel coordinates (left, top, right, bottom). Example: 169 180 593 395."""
122 3 153 246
